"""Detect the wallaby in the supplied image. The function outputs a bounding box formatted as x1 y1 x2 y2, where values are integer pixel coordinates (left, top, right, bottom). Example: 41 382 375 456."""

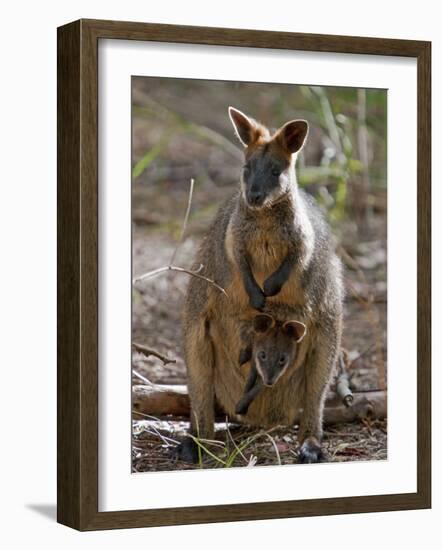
236 313 307 415
179 107 343 465
226 108 313 311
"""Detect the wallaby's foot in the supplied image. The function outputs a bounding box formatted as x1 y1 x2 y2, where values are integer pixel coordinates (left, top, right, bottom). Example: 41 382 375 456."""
175 437 199 464
263 274 283 297
249 288 266 311
299 437 325 464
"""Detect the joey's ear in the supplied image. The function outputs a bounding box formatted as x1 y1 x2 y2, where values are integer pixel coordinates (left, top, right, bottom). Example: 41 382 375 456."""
283 320 307 342
253 314 275 334
228 106 259 147
275 120 308 154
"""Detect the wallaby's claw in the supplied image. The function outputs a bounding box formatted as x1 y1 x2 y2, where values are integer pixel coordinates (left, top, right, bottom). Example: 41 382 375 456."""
298 437 326 464
175 437 199 464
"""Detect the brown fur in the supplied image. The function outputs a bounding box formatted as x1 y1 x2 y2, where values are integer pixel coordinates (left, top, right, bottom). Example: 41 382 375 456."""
236 313 306 415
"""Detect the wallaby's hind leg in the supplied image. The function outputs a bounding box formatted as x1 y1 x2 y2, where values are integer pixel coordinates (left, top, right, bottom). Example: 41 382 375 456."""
298 318 341 464
176 317 215 463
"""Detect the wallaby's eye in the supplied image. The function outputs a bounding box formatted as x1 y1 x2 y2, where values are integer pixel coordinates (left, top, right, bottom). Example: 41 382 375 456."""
258 350 267 361
271 167 280 177
279 353 287 365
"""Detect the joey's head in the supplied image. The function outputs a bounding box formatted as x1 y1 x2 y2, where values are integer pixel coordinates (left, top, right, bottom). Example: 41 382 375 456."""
228 107 308 210
251 314 307 387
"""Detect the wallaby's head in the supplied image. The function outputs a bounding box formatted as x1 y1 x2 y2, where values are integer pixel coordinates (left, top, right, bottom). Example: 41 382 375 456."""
228 107 308 209
251 314 307 387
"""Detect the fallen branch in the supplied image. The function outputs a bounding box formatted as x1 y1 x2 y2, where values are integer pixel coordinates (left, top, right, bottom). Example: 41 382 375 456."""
132 383 386 426
335 350 353 407
132 343 176 365
132 383 190 417
133 264 227 296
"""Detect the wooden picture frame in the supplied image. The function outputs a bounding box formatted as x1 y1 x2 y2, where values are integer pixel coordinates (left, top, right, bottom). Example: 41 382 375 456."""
57 18 431 531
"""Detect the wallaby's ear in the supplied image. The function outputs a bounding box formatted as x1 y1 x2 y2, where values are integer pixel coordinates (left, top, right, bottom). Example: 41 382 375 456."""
228 106 259 147
253 314 275 334
283 320 307 342
275 120 308 154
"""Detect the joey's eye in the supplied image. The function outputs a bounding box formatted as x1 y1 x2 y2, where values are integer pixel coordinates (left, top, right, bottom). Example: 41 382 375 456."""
279 353 287 365
271 167 280 177
258 351 267 361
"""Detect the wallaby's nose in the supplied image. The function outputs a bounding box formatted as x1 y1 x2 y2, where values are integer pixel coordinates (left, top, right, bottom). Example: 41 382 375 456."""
248 189 264 206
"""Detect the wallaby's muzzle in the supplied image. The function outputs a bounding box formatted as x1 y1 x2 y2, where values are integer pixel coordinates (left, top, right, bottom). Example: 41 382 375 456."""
246 187 265 207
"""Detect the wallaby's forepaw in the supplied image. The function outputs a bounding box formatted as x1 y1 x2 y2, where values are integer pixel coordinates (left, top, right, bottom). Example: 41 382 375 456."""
263 275 282 297
249 289 266 311
299 437 326 464
175 437 199 464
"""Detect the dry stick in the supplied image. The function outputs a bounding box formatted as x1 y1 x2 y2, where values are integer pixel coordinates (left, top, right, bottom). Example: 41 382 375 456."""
132 178 227 296
132 342 176 365
225 417 248 464
170 178 195 266
348 342 377 368
133 264 227 296
336 352 353 408
132 369 154 385
263 432 282 466
137 426 179 447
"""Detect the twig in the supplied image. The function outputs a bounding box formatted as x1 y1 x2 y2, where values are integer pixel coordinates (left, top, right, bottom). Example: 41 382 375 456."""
170 178 194 266
247 455 258 467
225 417 248 463
262 432 282 466
132 410 162 422
195 438 226 449
188 435 227 465
132 342 176 365
136 426 179 447
132 370 154 385
133 264 228 296
133 262 202 283
132 178 227 296
336 352 353 408
348 342 377 368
